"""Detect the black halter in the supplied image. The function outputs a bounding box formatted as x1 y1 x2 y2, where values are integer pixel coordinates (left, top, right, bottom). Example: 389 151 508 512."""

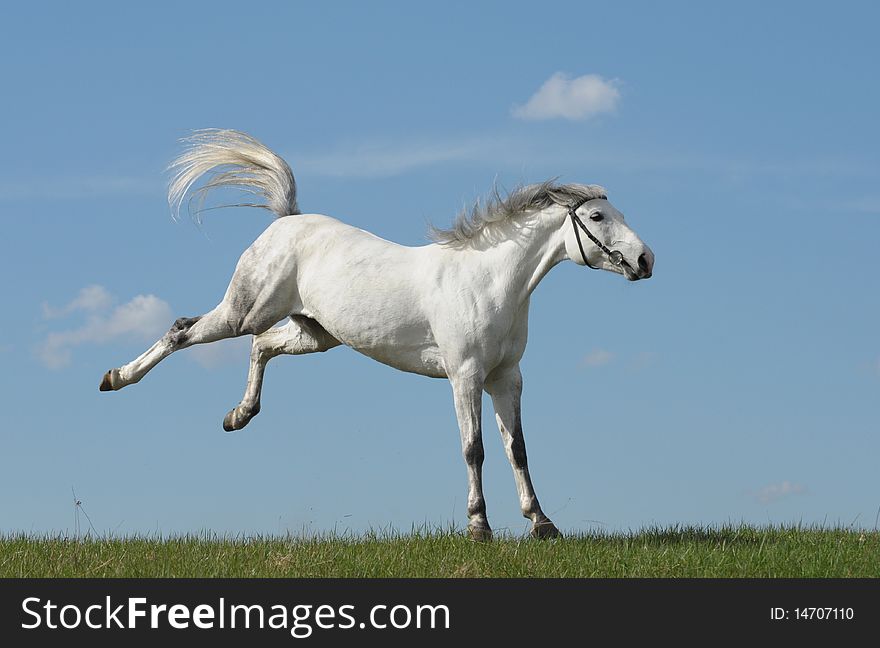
567 196 628 271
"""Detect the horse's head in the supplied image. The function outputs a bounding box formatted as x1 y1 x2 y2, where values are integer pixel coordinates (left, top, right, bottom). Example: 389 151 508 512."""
563 197 654 281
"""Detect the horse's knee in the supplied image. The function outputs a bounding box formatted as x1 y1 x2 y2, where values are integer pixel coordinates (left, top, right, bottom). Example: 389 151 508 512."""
250 340 271 364
173 316 200 330
168 316 201 347
462 439 485 467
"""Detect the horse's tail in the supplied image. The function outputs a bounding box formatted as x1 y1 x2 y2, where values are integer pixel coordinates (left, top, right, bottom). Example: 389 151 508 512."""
167 129 299 221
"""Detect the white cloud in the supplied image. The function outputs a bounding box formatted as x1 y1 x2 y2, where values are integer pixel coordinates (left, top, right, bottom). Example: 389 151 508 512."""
754 481 807 504
42 284 113 319
38 288 172 369
512 73 621 121
582 349 614 368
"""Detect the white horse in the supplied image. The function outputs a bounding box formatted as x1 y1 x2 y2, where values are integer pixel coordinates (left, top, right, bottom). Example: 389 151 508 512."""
100 130 654 540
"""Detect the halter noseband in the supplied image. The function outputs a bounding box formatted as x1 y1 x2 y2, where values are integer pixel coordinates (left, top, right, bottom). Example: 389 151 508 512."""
567 196 628 271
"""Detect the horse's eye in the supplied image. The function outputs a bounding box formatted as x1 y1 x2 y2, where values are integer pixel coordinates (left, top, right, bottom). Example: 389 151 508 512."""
590 213 604 222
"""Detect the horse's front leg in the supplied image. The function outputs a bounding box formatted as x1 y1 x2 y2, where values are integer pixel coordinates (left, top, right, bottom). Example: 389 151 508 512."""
449 370 491 541
485 366 560 539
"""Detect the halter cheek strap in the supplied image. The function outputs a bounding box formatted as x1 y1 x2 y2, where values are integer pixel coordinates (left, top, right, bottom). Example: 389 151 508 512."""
567 197 625 270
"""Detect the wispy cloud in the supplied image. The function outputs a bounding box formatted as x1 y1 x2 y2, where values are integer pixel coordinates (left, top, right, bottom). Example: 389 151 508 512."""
629 351 659 371
38 286 172 369
842 196 880 215
754 481 807 504
512 72 621 121
291 136 508 178
0 175 159 201
5 134 875 194
582 349 614 368
293 136 880 184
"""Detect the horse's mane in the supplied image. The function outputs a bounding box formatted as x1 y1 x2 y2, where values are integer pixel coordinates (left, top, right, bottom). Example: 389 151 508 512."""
428 180 607 245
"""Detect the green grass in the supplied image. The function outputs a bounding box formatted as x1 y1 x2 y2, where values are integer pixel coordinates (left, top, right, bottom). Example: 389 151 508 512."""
2 526 878 578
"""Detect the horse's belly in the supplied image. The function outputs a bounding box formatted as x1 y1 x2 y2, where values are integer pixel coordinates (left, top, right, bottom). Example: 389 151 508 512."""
288 225 448 377
353 343 447 379
300 310 447 378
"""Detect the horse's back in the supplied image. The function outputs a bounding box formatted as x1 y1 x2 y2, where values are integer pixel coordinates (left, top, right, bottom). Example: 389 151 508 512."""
272 212 413 251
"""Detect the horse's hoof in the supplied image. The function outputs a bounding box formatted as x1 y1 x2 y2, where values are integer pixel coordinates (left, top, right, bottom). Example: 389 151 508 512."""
99 370 116 391
223 407 253 432
531 520 561 540
222 409 238 432
468 525 493 543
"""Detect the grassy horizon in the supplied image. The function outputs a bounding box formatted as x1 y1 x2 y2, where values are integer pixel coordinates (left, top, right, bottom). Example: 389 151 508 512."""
2 525 878 578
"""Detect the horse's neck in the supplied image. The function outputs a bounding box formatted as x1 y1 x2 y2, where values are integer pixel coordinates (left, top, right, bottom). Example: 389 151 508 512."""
479 212 567 305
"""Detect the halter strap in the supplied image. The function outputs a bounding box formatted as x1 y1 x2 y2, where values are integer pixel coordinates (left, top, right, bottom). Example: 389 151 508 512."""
566 196 625 270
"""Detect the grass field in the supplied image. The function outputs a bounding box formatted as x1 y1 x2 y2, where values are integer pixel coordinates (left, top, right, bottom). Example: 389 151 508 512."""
2 526 878 578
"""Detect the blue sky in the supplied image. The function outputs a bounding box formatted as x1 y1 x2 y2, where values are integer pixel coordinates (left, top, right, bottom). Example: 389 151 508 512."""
2 1 878 536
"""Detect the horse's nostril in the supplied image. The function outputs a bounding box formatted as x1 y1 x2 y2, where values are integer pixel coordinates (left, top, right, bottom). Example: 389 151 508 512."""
638 253 649 273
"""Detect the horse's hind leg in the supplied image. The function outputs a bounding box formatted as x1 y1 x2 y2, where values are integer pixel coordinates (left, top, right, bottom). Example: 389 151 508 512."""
99 306 242 391
222 316 340 431
100 231 302 393
100 276 295 392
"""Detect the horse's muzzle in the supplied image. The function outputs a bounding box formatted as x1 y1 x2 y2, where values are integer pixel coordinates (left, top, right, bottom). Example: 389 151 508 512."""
635 252 653 279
